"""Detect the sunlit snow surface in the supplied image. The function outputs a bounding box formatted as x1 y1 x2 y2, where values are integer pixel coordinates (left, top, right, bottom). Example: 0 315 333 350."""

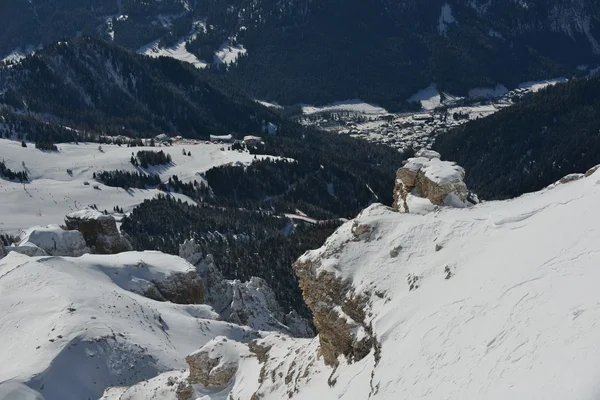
0 139 278 233
91 166 600 400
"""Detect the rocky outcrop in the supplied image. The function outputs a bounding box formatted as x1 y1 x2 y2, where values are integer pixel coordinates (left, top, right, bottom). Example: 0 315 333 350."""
0 241 5 259
65 208 132 254
393 150 470 213
179 240 314 337
143 271 205 304
294 263 373 366
585 164 600 177
186 337 243 386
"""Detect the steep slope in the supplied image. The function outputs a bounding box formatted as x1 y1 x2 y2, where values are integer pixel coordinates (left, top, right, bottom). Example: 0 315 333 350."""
434 75 600 199
108 163 600 399
0 37 280 139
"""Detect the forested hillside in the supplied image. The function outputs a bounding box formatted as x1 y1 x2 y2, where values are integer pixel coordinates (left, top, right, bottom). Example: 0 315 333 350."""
2 0 599 109
0 38 280 139
435 76 600 199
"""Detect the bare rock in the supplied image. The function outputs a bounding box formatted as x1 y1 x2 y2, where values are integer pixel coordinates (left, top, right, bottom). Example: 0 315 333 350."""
144 271 205 304
186 337 242 386
65 208 132 254
179 248 314 338
559 173 585 185
175 380 194 400
586 164 600 177
294 262 374 366
393 154 470 213
351 221 375 241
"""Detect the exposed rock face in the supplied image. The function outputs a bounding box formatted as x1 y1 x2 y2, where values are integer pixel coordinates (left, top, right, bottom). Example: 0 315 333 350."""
65 208 132 254
393 150 470 213
143 271 205 304
179 240 314 337
0 241 5 259
559 173 585 185
585 164 600 177
186 337 242 386
294 263 373 366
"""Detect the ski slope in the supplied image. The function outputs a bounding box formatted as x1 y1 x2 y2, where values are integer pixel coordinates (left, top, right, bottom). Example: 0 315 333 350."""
0 139 276 233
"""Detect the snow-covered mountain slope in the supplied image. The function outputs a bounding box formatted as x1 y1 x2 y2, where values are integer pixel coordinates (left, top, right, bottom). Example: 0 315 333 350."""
0 251 259 400
0 139 276 233
110 164 600 399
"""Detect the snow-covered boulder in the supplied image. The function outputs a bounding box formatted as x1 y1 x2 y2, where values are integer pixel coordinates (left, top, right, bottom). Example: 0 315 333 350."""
393 151 470 213
7 242 49 257
17 225 89 256
64 208 132 254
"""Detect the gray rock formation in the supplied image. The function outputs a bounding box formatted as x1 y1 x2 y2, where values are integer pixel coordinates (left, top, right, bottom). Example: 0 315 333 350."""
65 209 132 254
143 271 205 305
393 150 470 213
294 261 374 366
179 240 314 337
186 337 240 386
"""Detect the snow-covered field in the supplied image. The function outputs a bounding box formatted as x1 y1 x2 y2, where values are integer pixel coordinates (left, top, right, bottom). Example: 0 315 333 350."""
0 139 275 233
138 38 208 69
214 41 247 65
301 99 389 115
0 251 257 400
407 84 443 110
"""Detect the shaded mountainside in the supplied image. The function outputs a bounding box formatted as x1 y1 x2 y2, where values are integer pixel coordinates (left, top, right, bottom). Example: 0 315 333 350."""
2 0 600 109
0 37 280 139
434 76 600 199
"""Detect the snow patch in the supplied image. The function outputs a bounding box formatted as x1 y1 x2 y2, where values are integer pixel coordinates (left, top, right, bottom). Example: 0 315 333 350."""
469 84 509 99
438 3 456 35
214 41 247 65
301 99 388 115
518 77 568 92
407 84 441 110
138 39 208 70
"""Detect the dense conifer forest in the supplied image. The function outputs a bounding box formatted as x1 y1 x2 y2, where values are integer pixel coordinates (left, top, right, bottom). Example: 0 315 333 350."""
121 195 341 317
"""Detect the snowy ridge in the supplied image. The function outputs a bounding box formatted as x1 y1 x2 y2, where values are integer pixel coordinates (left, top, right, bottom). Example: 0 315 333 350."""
108 163 600 399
